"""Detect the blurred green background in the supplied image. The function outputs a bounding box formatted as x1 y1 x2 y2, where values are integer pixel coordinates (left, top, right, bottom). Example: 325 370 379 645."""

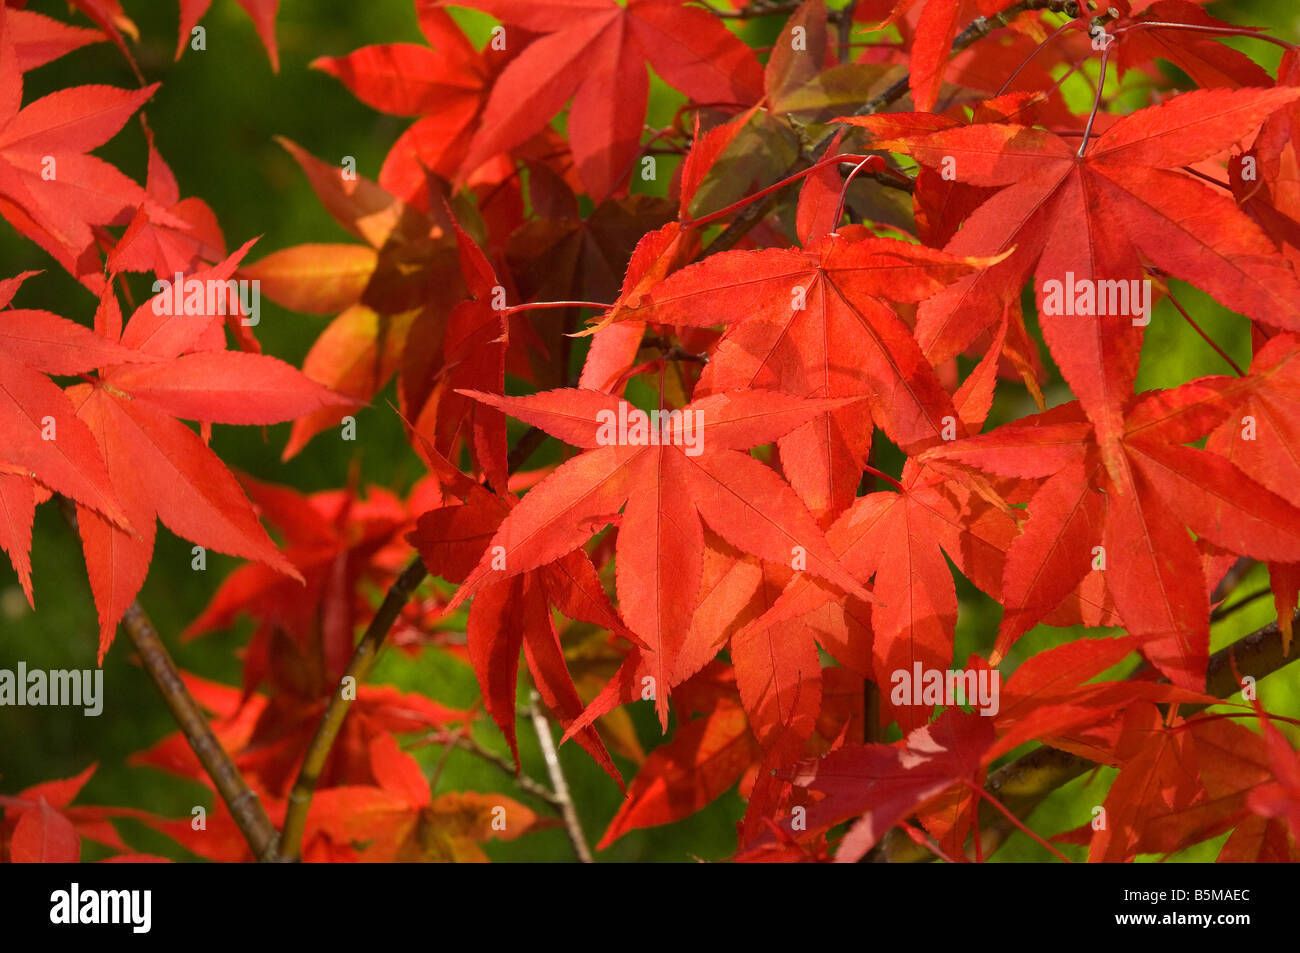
0 0 1296 862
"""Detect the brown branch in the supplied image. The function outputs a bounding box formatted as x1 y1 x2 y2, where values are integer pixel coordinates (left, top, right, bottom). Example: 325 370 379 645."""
122 602 283 862
505 425 550 473
528 691 594 863
838 1 860 65
871 610 1300 862
278 554 429 859
57 497 280 860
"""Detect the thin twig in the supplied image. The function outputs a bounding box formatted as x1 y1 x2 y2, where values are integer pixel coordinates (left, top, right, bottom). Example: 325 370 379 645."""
278 555 429 859
408 728 565 807
1212 586 1272 622
454 735 564 808
528 691 594 863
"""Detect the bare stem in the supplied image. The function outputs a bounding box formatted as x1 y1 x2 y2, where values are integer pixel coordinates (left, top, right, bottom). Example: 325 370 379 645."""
123 602 283 861
528 691 594 863
58 497 281 861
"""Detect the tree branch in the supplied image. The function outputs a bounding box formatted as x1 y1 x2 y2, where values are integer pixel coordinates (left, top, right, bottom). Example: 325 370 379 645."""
278 554 429 859
122 602 283 862
871 610 1300 862
528 692 594 863
58 497 280 861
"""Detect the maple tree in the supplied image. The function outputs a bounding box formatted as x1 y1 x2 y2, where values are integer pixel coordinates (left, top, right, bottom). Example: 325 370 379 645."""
1 0 1300 870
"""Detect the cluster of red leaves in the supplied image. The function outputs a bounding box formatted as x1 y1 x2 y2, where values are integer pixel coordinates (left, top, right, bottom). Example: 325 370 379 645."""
3 0 1300 863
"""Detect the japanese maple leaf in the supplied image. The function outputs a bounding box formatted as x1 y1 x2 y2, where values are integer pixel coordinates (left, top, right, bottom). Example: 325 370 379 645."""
924 368 1300 689
0 271 146 569
66 243 356 660
1231 51 1300 275
132 670 465 800
736 459 1017 733
409 436 633 779
105 129 226 282
988 635 1214 782
699 540 825 764
10 7 104 71
1205 333 1300 654
783 707 995 862
177 0 279 70
313 4 515 204
511 193 677 388
1249 709 1300 844
1110 1 1274 90
1086 703 1205 862
411 221 509 491
241 139 466 456
1055 712 1292 860
852 87 1300 456
443 0 764 201
0 11 157 290
0 464 40 605
184 475 423 692
570 656 855 848
612 229 986 521
868 0 1019 112
0 763 150 861
567 530 847 777
59 0 138 66
598 696 756 850
573 113 731 397
447 387 873 725
307 734 547 862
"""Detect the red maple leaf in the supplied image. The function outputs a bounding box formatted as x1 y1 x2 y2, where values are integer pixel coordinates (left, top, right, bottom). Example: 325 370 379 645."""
447 387 873 725
442 0 765 201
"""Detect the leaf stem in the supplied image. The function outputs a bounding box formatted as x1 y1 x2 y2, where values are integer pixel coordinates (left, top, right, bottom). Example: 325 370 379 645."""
831 156 886 233
684 154 879 230
863 461 906 493
1115 21 1298 51
1076 36 1113 158
962 780 1073 862
1160 279 1246 376
504 300 613 315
